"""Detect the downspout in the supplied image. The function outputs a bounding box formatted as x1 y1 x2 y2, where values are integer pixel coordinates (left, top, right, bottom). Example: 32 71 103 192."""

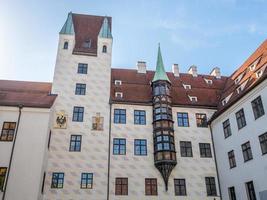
2 104 23 200
106 101 112 200
209 124 222 199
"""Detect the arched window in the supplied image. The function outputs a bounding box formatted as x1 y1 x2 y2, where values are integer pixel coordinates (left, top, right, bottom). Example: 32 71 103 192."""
63 41 68 49
102 45 107 53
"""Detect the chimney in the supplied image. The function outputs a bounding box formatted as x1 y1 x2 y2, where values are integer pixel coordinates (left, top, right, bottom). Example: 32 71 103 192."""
188 65 197 77
172 64 180 77
210 67 221 79
137 61 146 73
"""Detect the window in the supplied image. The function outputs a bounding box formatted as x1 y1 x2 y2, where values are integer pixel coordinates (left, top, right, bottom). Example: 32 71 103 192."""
242 141 253 162
51 172 64 188
199 143 212 158
189 96 198 102
113 138 126 155
183 84 191 89
174 179 186 196
102 45 107 53
69 135 82 152
196 113 208 127
114 80 122 85
81 173 93 189
246 181 257 200
0 122 16 141
236 109 246 129
115 92 123 98
259 132 267 155
114 109 126 124
204 78 213 85
63 41 68 49
83 39 91 48
77 63 88 74
92 113 104 130
228 150 236 168
134 110 146 125
145 178 157 195
72 106 84 122
177 112 189 127
75 83 86 95
115 178 128 195
228 186 236 200
256 70 263 78
251 96 265 119
180 141 193 157
134 139 147 155
223 119 232 138
205 177 217 196
0 167 7 191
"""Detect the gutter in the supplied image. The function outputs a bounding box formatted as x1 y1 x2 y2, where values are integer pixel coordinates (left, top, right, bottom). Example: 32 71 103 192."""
2 104 23 200
106 101 112 200
209 125 222 199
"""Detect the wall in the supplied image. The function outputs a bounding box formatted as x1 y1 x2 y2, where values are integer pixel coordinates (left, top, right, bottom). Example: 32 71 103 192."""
0 106 51 200
211 79 267 200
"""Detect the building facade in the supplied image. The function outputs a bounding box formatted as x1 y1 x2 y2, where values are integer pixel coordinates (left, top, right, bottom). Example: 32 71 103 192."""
0 12 266 200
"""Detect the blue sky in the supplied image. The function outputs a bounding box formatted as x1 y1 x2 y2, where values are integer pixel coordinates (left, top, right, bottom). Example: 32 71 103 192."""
0 0 266 82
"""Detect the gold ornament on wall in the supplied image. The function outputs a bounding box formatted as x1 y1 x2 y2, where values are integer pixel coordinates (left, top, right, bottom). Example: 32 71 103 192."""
54 111 67 129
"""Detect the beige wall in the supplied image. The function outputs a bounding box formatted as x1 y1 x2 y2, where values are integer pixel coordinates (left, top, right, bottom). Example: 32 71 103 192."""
0 106 51 200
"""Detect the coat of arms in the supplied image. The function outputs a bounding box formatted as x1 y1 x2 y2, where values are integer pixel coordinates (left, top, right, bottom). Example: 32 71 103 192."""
54 111 67 129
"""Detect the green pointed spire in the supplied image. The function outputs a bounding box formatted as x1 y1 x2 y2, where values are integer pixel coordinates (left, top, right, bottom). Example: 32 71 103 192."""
99 17 112 38
152 44 170 83
60 12 74 35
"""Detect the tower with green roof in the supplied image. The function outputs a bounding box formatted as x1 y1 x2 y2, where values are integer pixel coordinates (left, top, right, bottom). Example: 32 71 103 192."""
151 45 177 191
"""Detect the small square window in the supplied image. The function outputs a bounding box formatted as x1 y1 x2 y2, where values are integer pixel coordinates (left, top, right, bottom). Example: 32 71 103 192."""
75 83 86 95
81 173 93 189
77 63 88 74
0 122 16 141
196 113 208 127
51 172 64 188
236 109 246 129
115 178 128 195
134 110 146 125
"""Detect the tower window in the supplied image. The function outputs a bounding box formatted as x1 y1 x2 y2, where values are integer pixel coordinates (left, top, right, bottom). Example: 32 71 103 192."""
83 39 91 48
63 41 68 49
102 45 107 53
77 63 88 74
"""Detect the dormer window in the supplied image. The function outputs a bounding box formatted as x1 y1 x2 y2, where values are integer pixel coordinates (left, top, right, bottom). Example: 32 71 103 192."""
63 41 68 49
102 45 107 53
115 92 123 98
183 84 191 90
256 70 263 78
236 86 242 94
188 95 197 102
204 78 213 85
222 99 227 106
249 63 256 71
115 80 122 86
83 39 91 48
234 73 244 85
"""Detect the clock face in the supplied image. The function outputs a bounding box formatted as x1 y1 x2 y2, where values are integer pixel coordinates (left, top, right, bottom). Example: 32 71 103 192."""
54 112 67 129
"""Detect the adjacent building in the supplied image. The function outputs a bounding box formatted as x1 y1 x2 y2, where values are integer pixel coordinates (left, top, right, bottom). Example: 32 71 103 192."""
0 12 266 200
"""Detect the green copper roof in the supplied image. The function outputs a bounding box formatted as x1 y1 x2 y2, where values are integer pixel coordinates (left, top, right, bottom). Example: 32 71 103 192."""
99 17 112 38
152 45 170 83
60 12 74 35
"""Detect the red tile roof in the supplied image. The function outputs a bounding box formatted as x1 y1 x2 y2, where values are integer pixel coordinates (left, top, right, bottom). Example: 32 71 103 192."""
111 69 227 108
211 39 267 120
0 80 56 108
72 13 112 56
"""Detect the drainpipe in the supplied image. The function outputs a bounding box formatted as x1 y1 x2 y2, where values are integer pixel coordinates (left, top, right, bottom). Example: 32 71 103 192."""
209 124 222 199
2 104 23 200
106 101 112 200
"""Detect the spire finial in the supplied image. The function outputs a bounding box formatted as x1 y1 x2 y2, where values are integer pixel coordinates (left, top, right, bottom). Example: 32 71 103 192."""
152 44 170 83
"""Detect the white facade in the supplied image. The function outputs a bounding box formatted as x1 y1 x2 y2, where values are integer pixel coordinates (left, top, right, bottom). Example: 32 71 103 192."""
211 79 267 200
0 106 52 200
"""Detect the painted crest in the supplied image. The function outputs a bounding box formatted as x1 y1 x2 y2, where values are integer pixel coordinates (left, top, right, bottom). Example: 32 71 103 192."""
54 111 67 129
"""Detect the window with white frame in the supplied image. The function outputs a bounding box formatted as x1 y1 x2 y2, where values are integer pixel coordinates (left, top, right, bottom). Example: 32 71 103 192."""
183 84 191 89
115 92 123 98
115 80 122 86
